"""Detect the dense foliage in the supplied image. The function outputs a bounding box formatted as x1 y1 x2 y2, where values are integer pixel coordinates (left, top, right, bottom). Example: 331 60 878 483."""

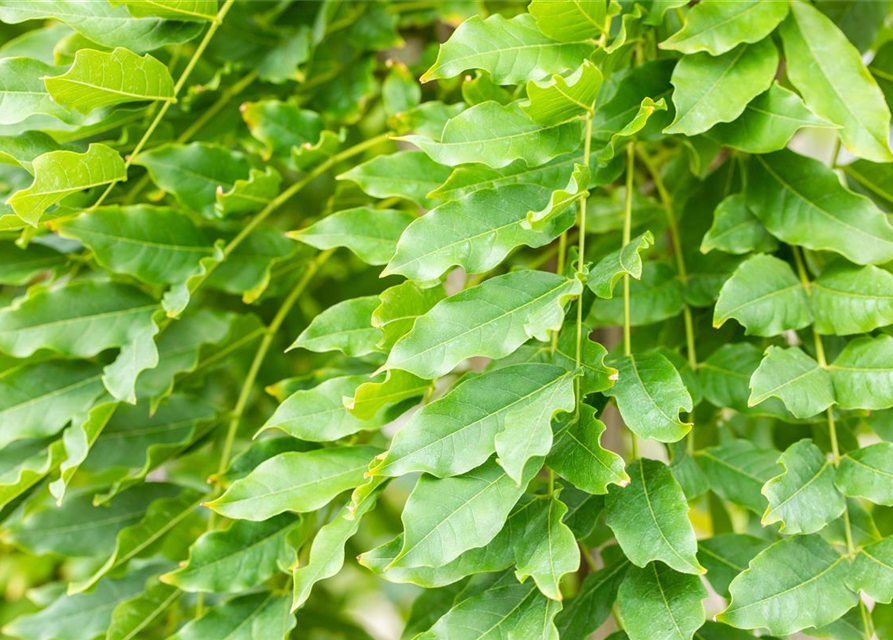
2 0 893 639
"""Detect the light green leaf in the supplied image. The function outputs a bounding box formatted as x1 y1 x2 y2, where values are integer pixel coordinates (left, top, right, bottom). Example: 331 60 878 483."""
513 489 579 600
390 457 536 569
337 150 451 209
0 1 205 52
749 346 834 419
700 194 778 255
215 167 281 218
0 438 65 510
8 143 126 226
161 514 301 593
344 370 431 420
57 205 214 286
707 82 837 154
837 442 893 506
169 593 295 640
259 375 391 442
780 0 893 162
713 254 811 336
591 59 674 147
421 13 595 85
587 231 654 298
50 399 117 504
44 47 174 115
588 262 685 327
370 363 574 479
660 0 789 55
604 352 693 443
616 562 706 640
848 535 893 604
528 0 609 41
384 184 573 281
761 439 844 534
110 0 219 22
0 57 73 126
747 150 893 265
694 440 780 514
372 280 446 352
205 446 379 521
812 261 893 335
547 404 629 494
524 163 589 229
0 131 62 174
698 534 771 599
383 270 582 379
70 489 203 594
0 359 104 449
718 534 857 636
289 207 413 266
596 97 668 163
606 458 704 575
462 71 515 107
829 335 893 410
522 60 602 126
289 296 381 357
400 101 583 169
665 39 778 136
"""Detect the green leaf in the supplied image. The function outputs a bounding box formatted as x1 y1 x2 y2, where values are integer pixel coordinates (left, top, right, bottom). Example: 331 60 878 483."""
337 150 451 209
289 296 381 357
604 352 693 443
240 100 338 171
829 335 893 410
660 0 789 55
106 579 181 640
556 558 630 640
749 346 834 419
747 150 893 265
0 1 204 52
528 0 609 41
548 404 629 495
0 57 74 126
384 184 573 281
50 399 118 504
812 261 893 335
70 489 204 594
206 446 379 521
215 167 281 218
606 458 704 575
289 207 413 266
0 131 63 174
524 163 589 229
382 270 582 379
421 13 595 85
370 364 573 479
344 369 431 421
707 82 837 154
694 440 780 514
545 323 616 396
616 562 707 640
713 254 812 337
665 39 778 136
588 262 685 327
259 375 391 442
0 438 65 510
848 535 893 604
512 489 579 600
383 61 421 117
718 534 858 636
700 194 778 255
161 514 301 593
372 280 446 352
837 442 893 506
400 101 584 169
587 231 655 298
779 0 893 162
595 97 668 163
44 47 174 115
461 71 515 107
698 534 771 599
8 143 126 226
57 205 215 286
110 0 219 22
843 159 893 208
169 593 295 640
522 60 602 126
761 439 844 534
390 457 536 569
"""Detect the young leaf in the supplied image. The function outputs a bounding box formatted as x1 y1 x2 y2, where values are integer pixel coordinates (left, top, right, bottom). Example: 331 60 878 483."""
606 458 705 575
829 335 893 410
660 0 789 55
749 346 834 419
761 439 844 534
616 563 707 640
382 270 582 379
528 0 609 41
372 280 446 351
836 442 893 506
604 352 693 443
289 207 413 266
44 47 175 114
548 404 629 494
718 534 858 636
8 143 126 226
344 369 431 420
587 231 655 298
780 0 893 162
665 39 778 136
522 60 603 126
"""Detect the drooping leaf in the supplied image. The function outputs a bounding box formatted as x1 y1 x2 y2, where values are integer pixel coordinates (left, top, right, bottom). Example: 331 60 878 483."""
665 39 778 136
836 442 893 506
749 346 834 419
616 562 707 640
660 0 789 55
606 458 704 575
761 439 844 534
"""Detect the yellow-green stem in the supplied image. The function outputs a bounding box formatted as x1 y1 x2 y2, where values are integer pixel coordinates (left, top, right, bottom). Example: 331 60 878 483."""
622 143 635 358
574 115 594 414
